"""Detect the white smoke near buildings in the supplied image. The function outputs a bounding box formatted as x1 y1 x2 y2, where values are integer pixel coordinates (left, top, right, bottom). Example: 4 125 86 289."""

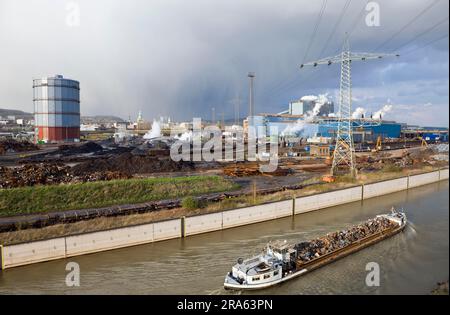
302 93 330 121
143 120 162 139
373 104 393 120
281 94 330 136
352 107 367 119
300 95 318 102
281 120 306 136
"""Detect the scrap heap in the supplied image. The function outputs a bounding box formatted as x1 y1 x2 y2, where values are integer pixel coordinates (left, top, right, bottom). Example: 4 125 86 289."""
295 217 396 263
0 139 38 155
71 151 194 176
57 141 103 156
0 163 130 188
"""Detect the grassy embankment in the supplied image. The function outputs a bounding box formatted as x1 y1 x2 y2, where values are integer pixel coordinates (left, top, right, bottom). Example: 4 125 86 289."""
0 176 239 217
0 165 445 245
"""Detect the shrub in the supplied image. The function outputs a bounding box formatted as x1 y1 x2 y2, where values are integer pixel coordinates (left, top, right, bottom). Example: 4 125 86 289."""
181 196 199 210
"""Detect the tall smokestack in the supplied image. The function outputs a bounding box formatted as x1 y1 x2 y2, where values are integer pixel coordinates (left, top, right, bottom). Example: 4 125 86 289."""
248 72 255 117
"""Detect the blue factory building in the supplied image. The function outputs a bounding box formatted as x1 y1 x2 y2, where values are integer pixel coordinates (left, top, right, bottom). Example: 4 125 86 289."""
246 115 403 143
317 119 402 142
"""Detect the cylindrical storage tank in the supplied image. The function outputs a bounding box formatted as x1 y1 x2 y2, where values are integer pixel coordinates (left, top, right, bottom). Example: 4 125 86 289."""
33 75 80 143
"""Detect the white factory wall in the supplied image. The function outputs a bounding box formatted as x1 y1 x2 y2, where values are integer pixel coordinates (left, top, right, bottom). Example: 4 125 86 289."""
408 171 440 188
363 177 409 199
295 186 362 214
65 223 154 257
2 238 66 269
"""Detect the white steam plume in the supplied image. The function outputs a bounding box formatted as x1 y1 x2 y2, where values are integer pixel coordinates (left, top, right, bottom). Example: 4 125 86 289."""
352 107 366 119
373 104 392 120
281 93 330 136
143 120 162 139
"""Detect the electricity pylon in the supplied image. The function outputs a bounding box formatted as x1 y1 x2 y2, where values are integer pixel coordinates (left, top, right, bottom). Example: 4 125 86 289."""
301 37 399 176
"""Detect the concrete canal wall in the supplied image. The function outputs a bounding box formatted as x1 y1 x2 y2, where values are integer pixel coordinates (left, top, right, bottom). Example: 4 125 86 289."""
408 171 441 188
440 168 449 180
184 212 223 236
295 186 362 214
65 222 155 257
362 177 409 199
1 238 66 268
1 169 447 269
222 200 292 229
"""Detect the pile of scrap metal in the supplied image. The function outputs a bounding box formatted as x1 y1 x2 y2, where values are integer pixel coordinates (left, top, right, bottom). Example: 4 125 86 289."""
295 217 396 263
0 163 130 188
0 139 38 155
130 140 171 157
57 141 103 156
0 163 71 188
223 162 292 177
71 150 195 176
357 148 442 171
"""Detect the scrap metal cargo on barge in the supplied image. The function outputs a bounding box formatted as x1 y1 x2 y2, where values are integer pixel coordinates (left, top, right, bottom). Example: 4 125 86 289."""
224 208 407 290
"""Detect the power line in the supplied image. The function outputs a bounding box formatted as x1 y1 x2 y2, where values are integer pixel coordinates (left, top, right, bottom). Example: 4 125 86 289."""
301 0 328 64
373 0 442 52
263 70 300 97
391 16 449 52
401 33 449 56
266 0 346 102
271 0 362 105
318 0 352 58
347 0 371 38
265 0 366 102
264 0 329 99
266 0 371 106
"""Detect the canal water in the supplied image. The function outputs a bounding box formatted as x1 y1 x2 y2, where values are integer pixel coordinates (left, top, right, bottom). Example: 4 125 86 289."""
0 181 448 295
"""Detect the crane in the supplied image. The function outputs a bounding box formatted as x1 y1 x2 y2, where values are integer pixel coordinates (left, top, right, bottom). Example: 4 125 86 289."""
301 36 399 177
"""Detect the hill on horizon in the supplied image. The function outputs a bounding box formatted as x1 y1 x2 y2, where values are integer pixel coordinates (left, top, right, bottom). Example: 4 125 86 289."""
0 108 124 122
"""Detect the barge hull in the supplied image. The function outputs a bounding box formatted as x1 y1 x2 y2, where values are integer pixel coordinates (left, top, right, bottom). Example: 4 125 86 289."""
224 220 406 291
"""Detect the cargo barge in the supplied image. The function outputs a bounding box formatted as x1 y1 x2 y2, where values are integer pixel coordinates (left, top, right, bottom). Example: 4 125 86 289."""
224 208 407 290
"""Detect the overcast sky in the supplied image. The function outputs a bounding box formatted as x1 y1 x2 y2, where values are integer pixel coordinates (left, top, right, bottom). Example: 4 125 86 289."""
0 0 448 126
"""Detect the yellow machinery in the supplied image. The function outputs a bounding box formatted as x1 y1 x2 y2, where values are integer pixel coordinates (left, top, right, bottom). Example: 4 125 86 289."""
420 137 428 148
371 136 382 152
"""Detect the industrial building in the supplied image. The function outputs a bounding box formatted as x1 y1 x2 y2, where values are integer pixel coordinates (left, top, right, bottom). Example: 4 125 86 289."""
245 113 402 143
317 118 402 142
285 95 334 116
402 126 449 142
243 92 409 144
33 75 80 143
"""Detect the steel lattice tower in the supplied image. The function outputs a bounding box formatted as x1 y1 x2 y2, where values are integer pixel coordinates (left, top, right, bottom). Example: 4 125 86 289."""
300 37 399 176
334 38 355 176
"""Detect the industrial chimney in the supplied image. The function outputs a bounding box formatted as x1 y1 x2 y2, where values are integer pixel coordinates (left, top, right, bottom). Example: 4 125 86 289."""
248 72 255 117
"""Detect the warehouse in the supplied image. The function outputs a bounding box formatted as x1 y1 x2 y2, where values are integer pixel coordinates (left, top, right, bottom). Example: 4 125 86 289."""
317 119 402 143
